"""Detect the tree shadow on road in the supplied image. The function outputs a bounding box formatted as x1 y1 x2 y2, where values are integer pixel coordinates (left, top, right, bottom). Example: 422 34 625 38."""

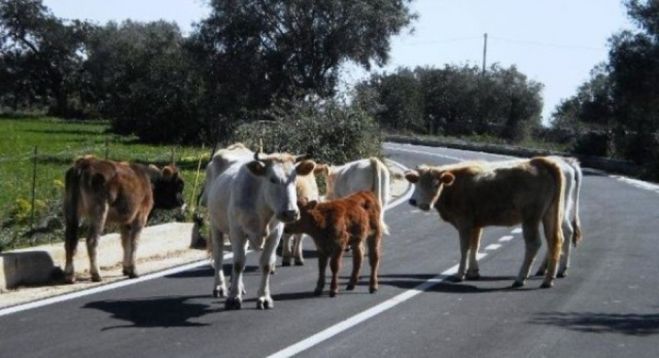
530 312 659 336
83 295 215 330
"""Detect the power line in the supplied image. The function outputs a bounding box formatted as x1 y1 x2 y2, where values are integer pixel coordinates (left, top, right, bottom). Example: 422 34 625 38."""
489 35 606 52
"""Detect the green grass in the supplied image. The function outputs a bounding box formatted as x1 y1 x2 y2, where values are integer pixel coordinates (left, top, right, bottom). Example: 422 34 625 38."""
0 117 209 250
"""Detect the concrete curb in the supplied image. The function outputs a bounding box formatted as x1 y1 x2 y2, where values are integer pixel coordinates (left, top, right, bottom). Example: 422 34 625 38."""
1 222 195 290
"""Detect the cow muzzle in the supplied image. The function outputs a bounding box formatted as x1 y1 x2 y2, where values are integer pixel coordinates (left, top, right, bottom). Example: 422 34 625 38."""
409 199 431 211
278 210 300 223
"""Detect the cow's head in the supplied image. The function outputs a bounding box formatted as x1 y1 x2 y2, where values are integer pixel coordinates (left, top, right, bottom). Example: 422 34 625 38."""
405 166 454 211
152 165 186 210
284 198 318 235
247 152 316 223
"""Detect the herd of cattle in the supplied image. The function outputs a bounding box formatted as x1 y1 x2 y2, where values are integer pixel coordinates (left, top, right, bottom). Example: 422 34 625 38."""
62 144 582 310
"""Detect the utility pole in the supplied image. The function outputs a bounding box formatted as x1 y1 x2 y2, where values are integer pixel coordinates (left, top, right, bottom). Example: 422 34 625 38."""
482 32 488 76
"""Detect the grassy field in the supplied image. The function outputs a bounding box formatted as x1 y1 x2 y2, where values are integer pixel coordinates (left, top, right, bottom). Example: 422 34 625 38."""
0 116 209 250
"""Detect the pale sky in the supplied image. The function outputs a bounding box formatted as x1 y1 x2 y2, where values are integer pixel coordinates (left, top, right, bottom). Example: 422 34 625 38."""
44 0 634 124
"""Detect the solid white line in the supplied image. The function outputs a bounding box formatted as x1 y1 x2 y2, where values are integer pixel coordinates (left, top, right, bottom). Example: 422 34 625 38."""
267 257 477 358
0 255 230 318
484 243 502 251
511 228 522 234
612 175 659 194
499 235 514 242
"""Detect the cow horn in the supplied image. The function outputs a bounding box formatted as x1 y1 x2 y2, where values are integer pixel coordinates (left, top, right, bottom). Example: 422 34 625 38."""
254 147 263 162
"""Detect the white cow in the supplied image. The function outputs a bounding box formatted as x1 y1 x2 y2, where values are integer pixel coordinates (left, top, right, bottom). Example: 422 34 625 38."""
207 150 315 310
537 156 583 277
315 157 390 234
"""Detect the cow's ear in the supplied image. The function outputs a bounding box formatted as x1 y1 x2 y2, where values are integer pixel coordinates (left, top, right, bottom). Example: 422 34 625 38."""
162 166 174 178
405 170 419 184
247 160 267 176
437 171 455 186
295 160 316 176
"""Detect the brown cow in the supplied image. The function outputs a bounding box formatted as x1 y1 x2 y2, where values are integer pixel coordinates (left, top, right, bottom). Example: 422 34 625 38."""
284 191 384 297
405 157 565 288
63 155 185 283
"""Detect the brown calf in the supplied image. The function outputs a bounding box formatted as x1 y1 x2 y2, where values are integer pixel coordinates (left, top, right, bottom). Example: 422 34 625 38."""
285 191 384 297
63 155 185 283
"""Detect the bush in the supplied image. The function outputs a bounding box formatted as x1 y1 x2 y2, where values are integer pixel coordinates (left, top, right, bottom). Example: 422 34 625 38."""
231 100 382 165
573 131 613 157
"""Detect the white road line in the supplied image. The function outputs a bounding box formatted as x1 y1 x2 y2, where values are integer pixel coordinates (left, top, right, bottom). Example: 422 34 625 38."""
0 254 232 318
511 228 522 234
484 243 502 251
612 175 659 194
499 235 514 242
267 257 477 358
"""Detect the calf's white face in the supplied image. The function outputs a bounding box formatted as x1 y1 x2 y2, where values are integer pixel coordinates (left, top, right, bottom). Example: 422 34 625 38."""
405 167 454 211
247 158 316 223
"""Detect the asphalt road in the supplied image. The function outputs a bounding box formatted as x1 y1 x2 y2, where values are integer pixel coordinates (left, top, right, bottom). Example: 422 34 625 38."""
2 143 659 358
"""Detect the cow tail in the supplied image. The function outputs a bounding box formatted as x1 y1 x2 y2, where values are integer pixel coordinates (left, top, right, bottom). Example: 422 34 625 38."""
64 166 81 252
533 157 565 264
570 159 583 247
370 157 390 235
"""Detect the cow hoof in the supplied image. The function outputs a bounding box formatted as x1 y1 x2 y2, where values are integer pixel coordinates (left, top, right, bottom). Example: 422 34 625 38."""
369 287 378 294
447 275 464 283
282 260 291 267
257 297 274 310
64 273 76 284
557 270 568 278
511 280 525 288
346 284 355 291
465 271 480 280
270 268 276 275
212 288 225 298
540 281 554 289
329 291 337 298
294 260 304 266
91 273 102 282
225 297 242 310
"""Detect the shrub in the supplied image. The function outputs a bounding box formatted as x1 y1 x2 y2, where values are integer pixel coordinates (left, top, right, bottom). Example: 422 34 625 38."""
231 100 382 165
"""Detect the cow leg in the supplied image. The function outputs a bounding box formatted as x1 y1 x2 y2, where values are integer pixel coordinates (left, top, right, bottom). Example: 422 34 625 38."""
210 227 227 298
281 233 293 267
540 214 564 288
450 227 471 282
329 248 343 297
367 232 381 294
226 229 246 310
466 227 482 280
293 234 305 266
315 252 328 296
347 241 363 291
558 219 573 278
64 217 80 284
513 221 542 288
86 204 108 282
536 219 573 278
120 225 133 276
256 224 283 310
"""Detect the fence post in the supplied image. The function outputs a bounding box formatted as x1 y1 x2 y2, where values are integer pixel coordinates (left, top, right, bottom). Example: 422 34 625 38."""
30 146 37 233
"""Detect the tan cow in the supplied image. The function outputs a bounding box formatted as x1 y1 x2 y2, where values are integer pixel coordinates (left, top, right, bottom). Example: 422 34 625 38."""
63 155 185 283
281 172 320 266
405 157 565 288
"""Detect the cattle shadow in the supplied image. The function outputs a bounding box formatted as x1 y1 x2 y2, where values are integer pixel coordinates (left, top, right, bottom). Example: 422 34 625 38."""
339 273 532 293
530 311 659 336
271 290 318 302
83 295 215 330
24 128 107 136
